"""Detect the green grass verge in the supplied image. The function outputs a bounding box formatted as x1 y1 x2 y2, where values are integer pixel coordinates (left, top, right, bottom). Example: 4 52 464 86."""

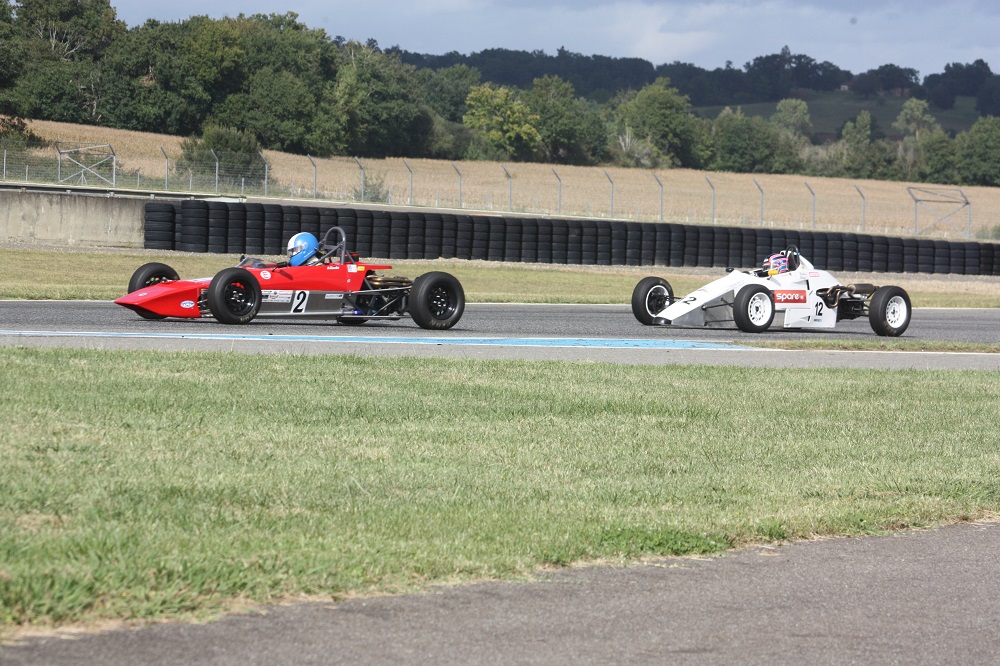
1 247 997 308
2 347 998 632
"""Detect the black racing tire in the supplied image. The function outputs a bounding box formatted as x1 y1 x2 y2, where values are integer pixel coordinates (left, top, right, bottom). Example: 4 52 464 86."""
126 262 180 320
631 276 673 325
409 271 465 330
869 286 911 337
733 284 775 333
206 267 261 325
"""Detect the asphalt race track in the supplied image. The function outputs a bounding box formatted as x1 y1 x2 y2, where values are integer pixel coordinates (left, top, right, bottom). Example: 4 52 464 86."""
2 300 1000 370
2 300 999 664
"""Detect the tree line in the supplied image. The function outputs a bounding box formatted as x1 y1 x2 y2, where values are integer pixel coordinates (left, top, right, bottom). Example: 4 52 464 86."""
2 1 1000 187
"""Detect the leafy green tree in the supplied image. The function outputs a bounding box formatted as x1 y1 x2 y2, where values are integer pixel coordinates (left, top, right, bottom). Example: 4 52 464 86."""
975 75 1000 116
522 75 607 165
839 110 897 178
941 59 992 96
955 117 1000 186
770 98 812 138
13 0 125 61
920 73 957 110
417 63 480 123
892 98 940 139
0 2 28 131
611 77 706 168
743 46 794 101
177 123 265 184
319 42 434 157
13 59 101 123
462 83 541 161
711 107 800 173
916 129 957 184
212 67 315 152
851 71 881 99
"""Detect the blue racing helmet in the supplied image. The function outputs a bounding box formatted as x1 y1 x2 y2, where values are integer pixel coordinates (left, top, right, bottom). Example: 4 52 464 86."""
287 232 319 266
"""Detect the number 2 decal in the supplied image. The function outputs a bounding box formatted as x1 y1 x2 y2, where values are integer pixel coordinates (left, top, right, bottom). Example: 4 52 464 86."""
291 291 308 313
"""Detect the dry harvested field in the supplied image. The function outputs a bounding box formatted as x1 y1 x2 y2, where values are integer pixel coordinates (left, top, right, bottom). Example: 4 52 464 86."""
26 119 1000 240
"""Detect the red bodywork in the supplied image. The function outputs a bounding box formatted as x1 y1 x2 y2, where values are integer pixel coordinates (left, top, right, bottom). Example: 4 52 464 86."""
115 261 392 319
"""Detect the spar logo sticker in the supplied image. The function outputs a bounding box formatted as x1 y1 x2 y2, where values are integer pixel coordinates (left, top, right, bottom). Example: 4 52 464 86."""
773 289 807 304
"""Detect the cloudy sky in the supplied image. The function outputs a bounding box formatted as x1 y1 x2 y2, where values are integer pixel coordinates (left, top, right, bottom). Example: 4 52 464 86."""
110 0 1000 78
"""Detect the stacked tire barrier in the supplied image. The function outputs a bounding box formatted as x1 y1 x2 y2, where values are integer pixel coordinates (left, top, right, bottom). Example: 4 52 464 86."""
144 202 1000 276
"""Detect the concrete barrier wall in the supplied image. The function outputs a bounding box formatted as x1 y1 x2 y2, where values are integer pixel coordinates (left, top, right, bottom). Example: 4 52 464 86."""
0 187 147 248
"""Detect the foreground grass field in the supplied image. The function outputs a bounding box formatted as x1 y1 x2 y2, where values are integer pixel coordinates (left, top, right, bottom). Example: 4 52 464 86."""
1 348 998 635
2 247 999 308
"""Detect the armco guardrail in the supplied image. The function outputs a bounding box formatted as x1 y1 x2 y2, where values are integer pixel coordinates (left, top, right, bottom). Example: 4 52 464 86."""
146 202 999 276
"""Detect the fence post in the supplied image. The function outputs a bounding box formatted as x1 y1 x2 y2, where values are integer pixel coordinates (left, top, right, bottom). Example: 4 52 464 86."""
403 159 414 205
354 156 365 202
210 149 219 193
258 151 269 197
753 178 764 225
501 164 512 210
804 181 816 229
552 167 562 215
306 154 317 198
452 162 462 208
854 184 866 231
604 170 614 218
651 172 664 221
705 175 716 224
160 146 169 190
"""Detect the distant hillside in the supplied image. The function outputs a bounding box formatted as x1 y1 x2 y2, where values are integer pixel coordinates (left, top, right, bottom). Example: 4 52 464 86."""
692 91 982 141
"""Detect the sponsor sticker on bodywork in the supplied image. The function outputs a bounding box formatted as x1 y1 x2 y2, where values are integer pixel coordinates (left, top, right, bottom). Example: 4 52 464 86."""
773 289 808 304
262 290 293 303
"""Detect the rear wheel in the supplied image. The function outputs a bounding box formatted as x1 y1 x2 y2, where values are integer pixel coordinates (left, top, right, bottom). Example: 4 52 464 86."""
631 277 673 325
409 271 465 330
206 267 261 325
869 286 911 336
126 262 180 320
733 284 775 333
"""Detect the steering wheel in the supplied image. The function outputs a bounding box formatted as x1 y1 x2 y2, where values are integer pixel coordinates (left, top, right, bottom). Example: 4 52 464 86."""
784 245 801 272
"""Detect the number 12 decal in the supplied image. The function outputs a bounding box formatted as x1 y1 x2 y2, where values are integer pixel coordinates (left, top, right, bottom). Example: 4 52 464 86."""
291 291 308 313
814 301 824 317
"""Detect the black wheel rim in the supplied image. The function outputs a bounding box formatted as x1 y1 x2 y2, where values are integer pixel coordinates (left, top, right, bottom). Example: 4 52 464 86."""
427 286 456 319
646 285 670 314
224 281 256 316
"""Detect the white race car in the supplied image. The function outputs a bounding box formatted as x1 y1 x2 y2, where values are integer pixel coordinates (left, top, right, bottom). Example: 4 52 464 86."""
632 246 911 336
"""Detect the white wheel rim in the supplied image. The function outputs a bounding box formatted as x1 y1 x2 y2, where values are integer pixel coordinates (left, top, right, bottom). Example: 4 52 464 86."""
885 295 908 328
747 293 772 325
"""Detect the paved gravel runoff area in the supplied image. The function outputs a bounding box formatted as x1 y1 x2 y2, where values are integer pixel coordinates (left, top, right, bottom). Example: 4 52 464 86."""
3 521 998 665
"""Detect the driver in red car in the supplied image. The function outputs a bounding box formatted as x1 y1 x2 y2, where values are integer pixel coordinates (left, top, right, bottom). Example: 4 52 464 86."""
239 232 321 269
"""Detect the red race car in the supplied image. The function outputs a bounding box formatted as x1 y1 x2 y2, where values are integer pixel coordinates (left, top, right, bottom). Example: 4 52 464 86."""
115 226 465 330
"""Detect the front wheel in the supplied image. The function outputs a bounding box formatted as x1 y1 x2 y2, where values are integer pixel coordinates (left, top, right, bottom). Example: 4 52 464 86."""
409 271 465 330
127 262 180 320
869 286 911 336
733 284 775 333
631 277 673 325
207 267 261 325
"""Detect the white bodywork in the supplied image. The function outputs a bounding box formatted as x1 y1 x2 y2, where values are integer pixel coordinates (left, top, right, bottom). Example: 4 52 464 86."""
657 256 842 329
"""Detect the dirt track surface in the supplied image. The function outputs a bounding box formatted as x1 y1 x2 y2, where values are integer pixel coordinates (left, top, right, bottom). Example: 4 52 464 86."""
3 521 998 665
